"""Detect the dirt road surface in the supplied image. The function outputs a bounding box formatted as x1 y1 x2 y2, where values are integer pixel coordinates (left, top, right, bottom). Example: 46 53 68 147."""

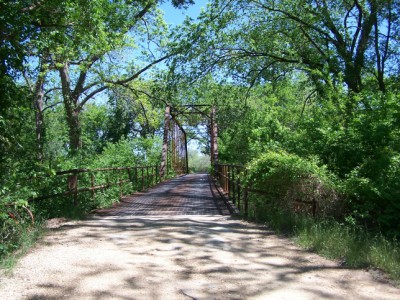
1 215 399 299
1 174 399 299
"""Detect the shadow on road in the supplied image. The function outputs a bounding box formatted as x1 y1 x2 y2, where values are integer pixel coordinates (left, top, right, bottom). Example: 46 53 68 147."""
18 215 399 300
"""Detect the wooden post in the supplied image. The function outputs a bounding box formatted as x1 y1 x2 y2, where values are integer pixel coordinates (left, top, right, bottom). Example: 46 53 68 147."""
128 168 133 192
68 170 78 207
160 105 170 178
91 173 95 201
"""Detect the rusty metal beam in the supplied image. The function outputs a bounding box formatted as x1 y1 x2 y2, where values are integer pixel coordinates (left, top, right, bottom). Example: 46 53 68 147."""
160 105 170 178
211 105 218 171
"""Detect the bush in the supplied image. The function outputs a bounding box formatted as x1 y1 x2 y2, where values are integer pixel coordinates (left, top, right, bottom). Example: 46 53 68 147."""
243 151 342 219
344 151 400 237
0 195 37 261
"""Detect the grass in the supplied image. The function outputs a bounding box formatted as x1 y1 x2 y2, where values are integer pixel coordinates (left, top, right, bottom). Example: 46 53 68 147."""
0 220 46 273
249 206 400 284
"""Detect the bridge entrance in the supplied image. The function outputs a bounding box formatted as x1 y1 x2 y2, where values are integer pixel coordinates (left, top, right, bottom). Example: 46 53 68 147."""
159 105 218 177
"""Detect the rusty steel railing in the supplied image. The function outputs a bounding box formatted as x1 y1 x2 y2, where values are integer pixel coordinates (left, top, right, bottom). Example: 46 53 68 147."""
214 164 248 215
28 165 160 206
214 163 318 218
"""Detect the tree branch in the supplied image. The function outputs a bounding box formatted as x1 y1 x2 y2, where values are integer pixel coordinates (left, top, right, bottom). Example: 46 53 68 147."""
43 101 62 112
122 84 169 106
113 53 173 85
78 53 173 109
252 0 334 42
351 0 364 54
72 55 100 99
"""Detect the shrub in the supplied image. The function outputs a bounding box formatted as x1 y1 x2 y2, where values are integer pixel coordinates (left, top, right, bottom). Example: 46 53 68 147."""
344 151 400 237
243 151 342 219
0 194 36 261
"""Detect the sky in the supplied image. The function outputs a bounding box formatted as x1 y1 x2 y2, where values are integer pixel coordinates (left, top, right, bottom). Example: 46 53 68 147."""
159 0 209 26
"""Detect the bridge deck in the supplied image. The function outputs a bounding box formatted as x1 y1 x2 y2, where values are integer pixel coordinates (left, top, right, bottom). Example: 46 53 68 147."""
94 173 231 216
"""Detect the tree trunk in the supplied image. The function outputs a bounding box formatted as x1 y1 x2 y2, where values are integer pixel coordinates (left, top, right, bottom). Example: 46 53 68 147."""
344 62 362 93
33 65 46 163
66 108 82 152
59 63 82 154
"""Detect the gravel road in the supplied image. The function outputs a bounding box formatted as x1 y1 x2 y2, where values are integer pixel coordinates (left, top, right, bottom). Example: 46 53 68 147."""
0 215 399 299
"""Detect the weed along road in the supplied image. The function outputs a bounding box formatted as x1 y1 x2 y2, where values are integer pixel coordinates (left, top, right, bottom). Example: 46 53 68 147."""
1 174 399 299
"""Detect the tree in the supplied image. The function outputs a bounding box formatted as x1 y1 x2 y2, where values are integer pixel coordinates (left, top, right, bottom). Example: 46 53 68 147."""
171 0 399 94
2 0 195 159
0 76 36 184
106 83 163 142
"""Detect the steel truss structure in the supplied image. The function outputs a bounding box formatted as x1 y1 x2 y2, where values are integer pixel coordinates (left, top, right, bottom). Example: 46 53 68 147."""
160 104 218 177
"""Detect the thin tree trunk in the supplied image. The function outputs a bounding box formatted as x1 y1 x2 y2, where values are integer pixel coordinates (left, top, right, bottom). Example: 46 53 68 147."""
33 63 46 163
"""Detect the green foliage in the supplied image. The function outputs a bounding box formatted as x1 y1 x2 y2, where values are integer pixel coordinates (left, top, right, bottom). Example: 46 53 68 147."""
43 105 70 164
106 86 164 143
0 77 36 185
0 220 44 271
81 104 109 154
243 150 341 218
172 0 399 93
91 136 162 168
188 149 210 173
213 78 399 238
0 193 37 261
345 152 400 236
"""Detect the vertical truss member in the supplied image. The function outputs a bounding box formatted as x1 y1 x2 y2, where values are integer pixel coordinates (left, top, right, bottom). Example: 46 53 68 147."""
159 105 218 178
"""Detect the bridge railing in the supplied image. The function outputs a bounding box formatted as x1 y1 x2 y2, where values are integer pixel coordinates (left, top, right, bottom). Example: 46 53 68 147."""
27 165 160 207
214 164 248 215
214 163 318 218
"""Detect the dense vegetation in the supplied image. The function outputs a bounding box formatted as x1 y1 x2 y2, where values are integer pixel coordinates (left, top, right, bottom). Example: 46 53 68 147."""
1 0 399 280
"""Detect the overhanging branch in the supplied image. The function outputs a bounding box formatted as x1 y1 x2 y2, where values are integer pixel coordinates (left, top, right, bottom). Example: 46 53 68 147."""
78 53 173 109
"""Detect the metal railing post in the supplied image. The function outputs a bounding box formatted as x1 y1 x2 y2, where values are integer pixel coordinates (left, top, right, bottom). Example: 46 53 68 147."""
244 169 248 216
141 167 144 191
119 170 122 199
146 166 148 188
232 166 236 204
237 171 241 212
